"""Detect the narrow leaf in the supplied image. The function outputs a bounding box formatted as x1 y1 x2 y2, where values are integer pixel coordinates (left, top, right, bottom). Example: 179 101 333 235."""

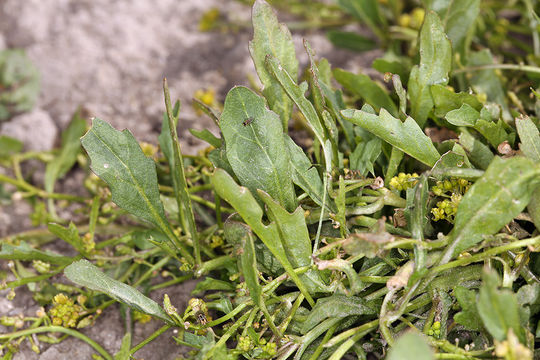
249 0 298 130
326 31 376 52
44 109 87 194
334 68 398 117
0 242 72 265
408 11 452 127
65 260 171 323
220 86 297 212
440 157 540 262
341 107 440 166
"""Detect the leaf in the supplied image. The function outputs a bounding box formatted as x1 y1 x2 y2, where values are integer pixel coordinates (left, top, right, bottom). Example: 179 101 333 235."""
372 58 410 83
249 0 298 130
81 118 188 260
301 295 376 334
387 332 434 360
265 55 327 153
0 135 22 158
81 118 168 231
453 286 483 331
445 103 479 127
408 11 452 127
458 129 494 170
237 223 263 306
349 138 381 176
44 109 87 194
0 241 72 265
284 135 335 212
341 107 440 166
326 31 376 52
337 0 385 39
424 0 480 56
189 128 221 148
220 86 297 212
192 277 236 295
440 157 540 262
467 50 510 121
516 115 540 161
65 260 171 323
430 84 482 118
477 269 524 342
48 222 85 254
210 168 315 306
114 333 131 360
162 82 199 262
334 68 398 117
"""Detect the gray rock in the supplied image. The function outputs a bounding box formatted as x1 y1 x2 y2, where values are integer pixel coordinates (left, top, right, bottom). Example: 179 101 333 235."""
1 109 57 151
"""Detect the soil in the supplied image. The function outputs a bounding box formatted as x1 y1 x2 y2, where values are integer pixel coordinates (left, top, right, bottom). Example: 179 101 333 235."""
0 1 380 358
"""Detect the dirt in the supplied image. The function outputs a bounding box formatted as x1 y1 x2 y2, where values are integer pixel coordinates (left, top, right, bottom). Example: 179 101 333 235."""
0 1 380 358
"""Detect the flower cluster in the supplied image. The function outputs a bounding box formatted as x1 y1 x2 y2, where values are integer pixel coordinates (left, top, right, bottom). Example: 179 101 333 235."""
389 172 419 191
431 178 471 223
48 294 83 328
236 336 253 353
427 321 442 338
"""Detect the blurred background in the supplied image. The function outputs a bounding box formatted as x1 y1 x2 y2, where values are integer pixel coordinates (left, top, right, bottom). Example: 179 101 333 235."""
0 0 372 154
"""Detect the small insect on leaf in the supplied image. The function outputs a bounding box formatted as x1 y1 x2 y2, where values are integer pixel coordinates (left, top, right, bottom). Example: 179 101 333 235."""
242 117 254 126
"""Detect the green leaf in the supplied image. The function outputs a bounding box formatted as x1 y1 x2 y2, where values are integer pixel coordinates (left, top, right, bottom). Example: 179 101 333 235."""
192 277 236 295
65 260 171 323
47 222 85 254
301 295 376 334
249 0 298 130
44 109 87 194
81 118 190 261
82 118 166 229
424 0 480 56
210 168 315 306
265 55 327 155
516 115 540 161
387 332 434 360
349 138 381 176
0 241 72 265
189 128 221 148
284 135 335 212
220 86 297 212
372 58 410 83
467 50 510 121
334 68 398 117
440 157 540 262
114 333 131 360
337 0 385 39
326 31 376 52
445 103 479 127
408 11 452 127
477 269 524 342
341 107 440 166
162 82 199 263
458 130 494 170
0 135 22 158
454 286 483 331
431 85 482 118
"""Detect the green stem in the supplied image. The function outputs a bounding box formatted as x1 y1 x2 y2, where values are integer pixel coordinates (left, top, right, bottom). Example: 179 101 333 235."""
453 63 540 75
0 326 112 360
0 174 87 201
130 325 171 355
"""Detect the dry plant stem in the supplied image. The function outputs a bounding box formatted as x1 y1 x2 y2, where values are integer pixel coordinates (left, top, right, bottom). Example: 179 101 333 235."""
0 326 113 360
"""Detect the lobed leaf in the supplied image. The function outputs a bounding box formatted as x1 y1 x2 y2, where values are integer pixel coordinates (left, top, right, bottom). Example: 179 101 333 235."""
341 107 440 166
65 260 171 323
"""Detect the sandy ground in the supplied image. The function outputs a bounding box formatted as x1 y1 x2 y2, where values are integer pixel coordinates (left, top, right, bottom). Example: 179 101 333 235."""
0 0 380 358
